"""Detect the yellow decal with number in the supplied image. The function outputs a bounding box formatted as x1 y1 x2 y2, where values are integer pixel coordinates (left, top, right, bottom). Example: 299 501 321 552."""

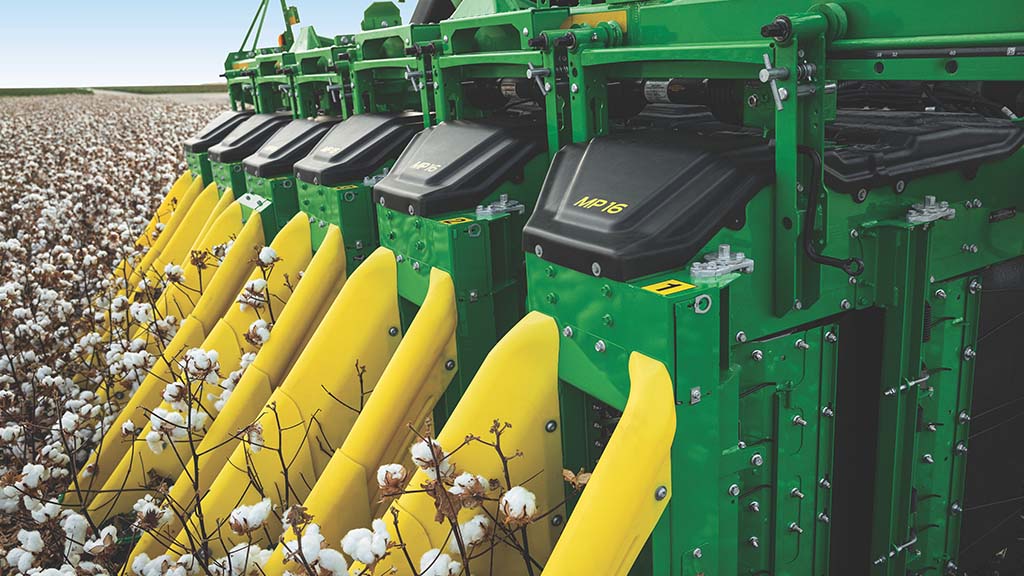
441 217 473 225
573 196 629 215
643 279 696 296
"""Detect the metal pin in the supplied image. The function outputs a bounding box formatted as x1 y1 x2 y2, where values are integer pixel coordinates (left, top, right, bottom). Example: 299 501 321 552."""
922 454 934 464
749 536 760 548
792 415 809 427
817 512 831 524
789 522 804 534
821 406 835 418
749 501 761 512
791 487 805 499
795 338 811 350
819 477 832 489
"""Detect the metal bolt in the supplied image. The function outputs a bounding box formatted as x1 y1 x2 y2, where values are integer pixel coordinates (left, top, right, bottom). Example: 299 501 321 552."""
791 487 805 499
445 360 456 371
749 536 760 548
849 276 859 286
778 86 789 101
545 293 558 304
655 486 668 501
819 477 832 489
728 484 741 497
817 512 831 524
789 522 804 534
469 290 479 303
822 406 835 418
735 331 748 343
850 229 860 239
550 514 563 526
855 188 869 202
963 346 976 361
544 81 552 93
534 244 543 257
955 441 968 455
408 205 415 215
945 561 959 575
412 261 421 271
750 453 764 467
693 548 703 559
934 289 947 300
690 387 702 404
969 279 982 294
562 326 574 338
792 415 809 427
396 254 405 263
545 420 558 433
522 27 530 36
595 340 606 353
591 262 602 277
747 94 760 108
388 326 399 337
751 350 764 362
795 338 810 350
794 299 804 310
950 501 962 515
840 299 852 311
749 501 761 512
825 331 838 343
958 411 971 424
443 35 449 43
571 83 579 93
895 179 906 194
922 454 934 464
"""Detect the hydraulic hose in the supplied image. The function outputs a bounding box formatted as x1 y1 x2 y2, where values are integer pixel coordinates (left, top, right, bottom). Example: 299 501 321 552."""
796 144 866 277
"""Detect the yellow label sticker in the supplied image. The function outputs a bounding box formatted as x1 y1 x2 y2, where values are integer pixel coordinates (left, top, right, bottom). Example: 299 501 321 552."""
643 279 696 296
441 217 473 225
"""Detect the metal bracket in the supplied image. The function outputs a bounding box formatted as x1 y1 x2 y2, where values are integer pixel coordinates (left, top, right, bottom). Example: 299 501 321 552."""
476 194 525 219
238 193 272 214
404 65 423 92
691 244 755 279
907 195 956 225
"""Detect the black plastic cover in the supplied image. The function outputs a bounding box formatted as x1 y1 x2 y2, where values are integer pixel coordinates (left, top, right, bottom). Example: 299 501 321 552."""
824 110 1024 193
523 129 772 282
373 119 545 217
184 110 253 154
242 118 340 178
294 112 423 186
208 112 293 164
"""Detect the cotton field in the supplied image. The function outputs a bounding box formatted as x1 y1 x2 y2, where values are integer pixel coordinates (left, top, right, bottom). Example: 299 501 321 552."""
0 94 222 573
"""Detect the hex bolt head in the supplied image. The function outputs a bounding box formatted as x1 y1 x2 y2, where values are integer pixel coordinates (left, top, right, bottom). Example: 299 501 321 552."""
692 548 703 559
825 331 838 344
922 454 935 464
950 501 963 515
728 484 741 497
969 279 982 295
840 299 852 311
794 299 804 310
963 346 976 361
748 536 760 548
795 338 811 350
571 83 579 93
396 254 404 263
562 326 574 338
817 512 831 524
791 487 805 500
819 477 832 489
789 522 804 534
412 261 421 271
935 289 948 300
821 406 835 418
749 501 761 512
850 229 860 239
958 411 971 424
792 415 809 427
751 350 765 362
655 486 668 501
955 442 968 455
736 331 748 343
750 453 764 467
594 340 607 353
534 244 544 257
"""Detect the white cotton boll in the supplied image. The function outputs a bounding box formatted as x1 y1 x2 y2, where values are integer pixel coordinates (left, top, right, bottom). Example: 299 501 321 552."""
163 263 185 283
341 519 391 566
213 388 232 413
376 463 408 493
500 486 537 524
145 430 165 454
121 420 137 436
133 494 170 530
162 381 186 409
139 554 173 576
20 463 47 488
410 438 454 480
245 319 271 346
316 548 348 576
258 246 279 266
7 547 35 573
129 302 154 324
60 410 80 433
228 498 272 535
419 549 462 576
189 408 209 432
282 523 324 565
19 528 44 553
130 553 152 576
31 500 61 523
450 514 491 553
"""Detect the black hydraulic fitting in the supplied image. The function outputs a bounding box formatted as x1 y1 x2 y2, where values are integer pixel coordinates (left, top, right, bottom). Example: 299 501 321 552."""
554 32 577 50
761 15 793 43
527 33 549 50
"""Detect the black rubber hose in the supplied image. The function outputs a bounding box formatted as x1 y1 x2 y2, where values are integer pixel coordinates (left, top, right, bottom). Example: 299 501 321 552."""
410 0 456 24
796 144 866 277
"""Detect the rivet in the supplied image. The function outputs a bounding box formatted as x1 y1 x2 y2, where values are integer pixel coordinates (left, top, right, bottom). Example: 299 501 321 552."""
595 340 606 353
545 420 558 433
655 486 668 501
388 327 399 337
445 360 456 371
522 27 530 36
550 514 563 526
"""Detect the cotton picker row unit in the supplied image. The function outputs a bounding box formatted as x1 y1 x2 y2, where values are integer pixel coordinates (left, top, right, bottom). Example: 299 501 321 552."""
73 0 1024 575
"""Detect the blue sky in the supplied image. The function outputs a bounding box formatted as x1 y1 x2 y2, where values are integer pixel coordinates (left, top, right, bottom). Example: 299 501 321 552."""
2 1 418 88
